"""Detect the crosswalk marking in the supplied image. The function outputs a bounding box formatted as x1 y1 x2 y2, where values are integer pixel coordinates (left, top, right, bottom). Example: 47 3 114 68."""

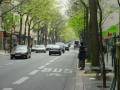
53 68 62 73
48 73 62 77
40 68 73 74
41 68 52 72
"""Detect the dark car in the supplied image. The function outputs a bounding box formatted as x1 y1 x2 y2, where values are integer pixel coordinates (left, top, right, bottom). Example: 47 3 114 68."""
32 45 46 53
49 45 62 56
65 44 69 51
10 45 31 59
55 42 65 53
46 44 54 51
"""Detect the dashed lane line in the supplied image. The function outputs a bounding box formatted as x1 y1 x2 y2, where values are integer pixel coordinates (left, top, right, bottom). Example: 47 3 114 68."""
13 77 29 85
45 63 50 66
38 66 46 69
28 70 40 75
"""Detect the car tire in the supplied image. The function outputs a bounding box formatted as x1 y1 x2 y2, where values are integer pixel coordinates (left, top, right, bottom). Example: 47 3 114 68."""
10 56 14 59
25 55 28 59
59 52 61 56
49 53 51 56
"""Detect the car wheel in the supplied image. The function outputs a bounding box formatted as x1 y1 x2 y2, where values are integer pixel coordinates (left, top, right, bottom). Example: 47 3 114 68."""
10 56 14 59
59 52 61 56
25 55 28 59
49 53 51 56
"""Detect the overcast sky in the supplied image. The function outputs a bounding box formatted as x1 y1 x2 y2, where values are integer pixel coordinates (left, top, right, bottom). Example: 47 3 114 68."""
57 0 69 18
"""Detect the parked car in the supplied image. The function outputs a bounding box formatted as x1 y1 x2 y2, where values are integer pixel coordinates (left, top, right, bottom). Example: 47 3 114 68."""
55 42 65 53
46 44 54 51
49 45 62 56
32 45 46 53
10 45 31 59
65 44 69 51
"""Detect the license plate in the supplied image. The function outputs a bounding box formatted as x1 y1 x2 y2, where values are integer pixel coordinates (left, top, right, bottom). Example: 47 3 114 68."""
15 54 21 56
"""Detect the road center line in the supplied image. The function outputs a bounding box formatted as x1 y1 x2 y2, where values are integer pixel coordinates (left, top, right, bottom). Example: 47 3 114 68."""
2 88 13 90
13 77 29 85
45 63 50 66
49 60 55 63
28 70 39 75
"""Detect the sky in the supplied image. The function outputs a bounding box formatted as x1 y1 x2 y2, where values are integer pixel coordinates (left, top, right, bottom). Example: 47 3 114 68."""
57 0 69 18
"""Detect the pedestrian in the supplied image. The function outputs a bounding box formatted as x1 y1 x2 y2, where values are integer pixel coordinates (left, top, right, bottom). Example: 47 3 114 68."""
110 45 116 67
78 42 86 70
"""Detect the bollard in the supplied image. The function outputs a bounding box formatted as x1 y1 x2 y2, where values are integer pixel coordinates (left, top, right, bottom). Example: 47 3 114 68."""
116 42 120 90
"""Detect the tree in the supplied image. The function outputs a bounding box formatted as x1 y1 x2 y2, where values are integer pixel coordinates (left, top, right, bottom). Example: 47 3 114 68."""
89 0 99 66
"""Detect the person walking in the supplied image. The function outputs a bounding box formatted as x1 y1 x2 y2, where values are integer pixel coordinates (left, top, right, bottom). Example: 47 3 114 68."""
111 45 116 67
78 42 86 70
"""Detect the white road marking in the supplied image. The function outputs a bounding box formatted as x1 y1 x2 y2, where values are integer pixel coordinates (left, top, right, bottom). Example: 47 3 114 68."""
41 68 52 72
49 60 55 63
28 70 39 75
38 66 46 69
2 88 13 90
64 69 73 73
45 63 50 66
48 73 62 77
50 57 60 62
13 77 29 85
53 68 62 73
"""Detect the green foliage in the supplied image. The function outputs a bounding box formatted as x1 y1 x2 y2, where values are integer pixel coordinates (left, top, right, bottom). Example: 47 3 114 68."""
2 12 18 31
60 27 78 42
68 10 84 37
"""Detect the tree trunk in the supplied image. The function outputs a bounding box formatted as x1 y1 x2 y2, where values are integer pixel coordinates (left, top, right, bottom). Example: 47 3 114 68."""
27 19 33 47
96 0 106 88
24 14 29 44
19 14 23 45
89 0 99 66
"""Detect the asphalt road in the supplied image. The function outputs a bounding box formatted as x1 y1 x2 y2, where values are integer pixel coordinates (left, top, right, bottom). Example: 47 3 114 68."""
0 49 78 90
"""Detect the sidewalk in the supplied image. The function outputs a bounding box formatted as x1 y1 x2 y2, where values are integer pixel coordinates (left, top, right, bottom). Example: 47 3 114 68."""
75 63 114 90
0 50 9 56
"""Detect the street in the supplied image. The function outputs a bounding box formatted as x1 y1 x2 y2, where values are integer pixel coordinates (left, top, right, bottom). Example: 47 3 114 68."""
0 49 77 90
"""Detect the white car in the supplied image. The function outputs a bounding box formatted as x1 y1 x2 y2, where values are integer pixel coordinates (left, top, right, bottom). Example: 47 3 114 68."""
32 45 46 53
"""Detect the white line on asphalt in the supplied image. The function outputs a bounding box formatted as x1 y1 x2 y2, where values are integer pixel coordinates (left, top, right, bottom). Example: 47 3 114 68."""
49 60 55 63
45 63 50 66
28 70 39 75
41 68 52 72
53 68 62 73
48 73 62 77
38 66 46 69
2 88 13 90
13 77 29 85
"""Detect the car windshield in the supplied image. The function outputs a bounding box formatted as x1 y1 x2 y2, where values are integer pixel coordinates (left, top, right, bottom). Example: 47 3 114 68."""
47 44 53 48
52 45 60 49
15 46 27 51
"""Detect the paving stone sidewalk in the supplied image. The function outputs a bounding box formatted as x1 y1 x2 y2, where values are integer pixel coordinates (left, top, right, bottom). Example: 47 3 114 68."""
75 62 114 90
0 50 9 55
